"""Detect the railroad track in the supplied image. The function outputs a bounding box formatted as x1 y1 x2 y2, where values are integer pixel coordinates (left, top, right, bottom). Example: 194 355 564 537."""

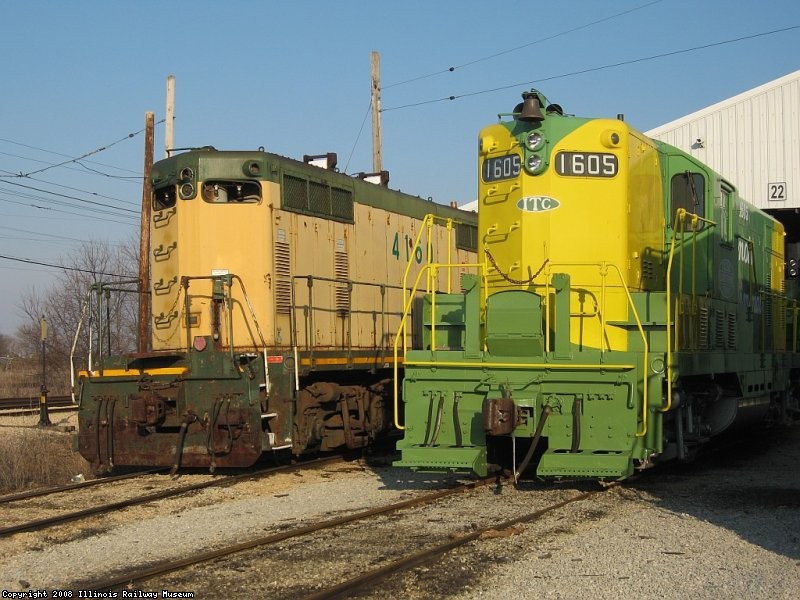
308 484 613 600
0 394 73 411
79 476 617 595
0 455 344 538
0 468 161 506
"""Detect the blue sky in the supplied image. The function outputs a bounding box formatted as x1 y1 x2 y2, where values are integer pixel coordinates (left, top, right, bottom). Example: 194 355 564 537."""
1 0 798 335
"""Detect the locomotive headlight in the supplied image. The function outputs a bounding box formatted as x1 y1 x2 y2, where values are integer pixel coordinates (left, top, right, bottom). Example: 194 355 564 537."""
179 167 194 182
525 132 544 151
479 135 497 155
789 259 798 277
179 182 195 199
525 154 544 173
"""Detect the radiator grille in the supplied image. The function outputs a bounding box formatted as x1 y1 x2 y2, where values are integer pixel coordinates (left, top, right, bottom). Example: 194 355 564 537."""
281 174 354 222
283 175 307 211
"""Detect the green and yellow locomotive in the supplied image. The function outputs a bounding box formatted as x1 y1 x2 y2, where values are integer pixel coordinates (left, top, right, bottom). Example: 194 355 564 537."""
73 148 476 474
395 90 800 479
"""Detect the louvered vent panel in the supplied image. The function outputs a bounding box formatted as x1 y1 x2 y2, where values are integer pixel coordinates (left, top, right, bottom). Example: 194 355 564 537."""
714 310 725 349
699 306 710 350
727 312 737 350
274 240 292 314
334 250 350 316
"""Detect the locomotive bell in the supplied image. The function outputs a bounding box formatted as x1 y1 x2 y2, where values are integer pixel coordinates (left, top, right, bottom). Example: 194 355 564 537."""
518 91 545 122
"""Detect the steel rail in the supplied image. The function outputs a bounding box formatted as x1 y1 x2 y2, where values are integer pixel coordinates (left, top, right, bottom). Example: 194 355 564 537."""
0 456 344 538
307 484 617 600
0 394 73 411
82 477 496 592
0 469 162 506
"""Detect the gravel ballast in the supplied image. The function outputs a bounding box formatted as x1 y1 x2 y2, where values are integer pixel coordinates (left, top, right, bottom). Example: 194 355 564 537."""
0 413 798 598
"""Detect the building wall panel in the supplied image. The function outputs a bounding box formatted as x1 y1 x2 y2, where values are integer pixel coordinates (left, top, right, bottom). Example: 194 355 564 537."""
647 70 800 210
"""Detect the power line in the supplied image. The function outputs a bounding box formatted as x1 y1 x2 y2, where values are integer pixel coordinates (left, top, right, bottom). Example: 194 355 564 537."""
382 25 800 112
0 194 138 226
0 224 127 247
0 168 137 208
0 253 132 278
383 0 667 90
0 179 138 214
0 137 142 175
344 101 373 174
0 119 165 178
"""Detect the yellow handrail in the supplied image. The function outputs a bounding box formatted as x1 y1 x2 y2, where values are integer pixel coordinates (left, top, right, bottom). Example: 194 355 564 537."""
392 261 486 430
664 209 716 413
394 255 651 436
543 261 650 436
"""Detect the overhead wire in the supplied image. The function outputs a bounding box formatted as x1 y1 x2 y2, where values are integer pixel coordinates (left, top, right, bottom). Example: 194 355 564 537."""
0 194 138 226
344 101 373 174
0 253 133 278
0 137 142 176
0 119 165 179
0 224 127 247
382 25 800 112
0 167 136 206
383 0 668 90
0 148 142 184
349 2 667 167
0 179 138 214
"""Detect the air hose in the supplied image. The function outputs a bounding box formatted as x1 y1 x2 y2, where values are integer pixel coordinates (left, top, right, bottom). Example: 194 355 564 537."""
514 405 552 482
170 412 197 478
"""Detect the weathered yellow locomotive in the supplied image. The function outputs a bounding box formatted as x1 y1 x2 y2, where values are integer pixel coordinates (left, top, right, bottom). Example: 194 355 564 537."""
395 90 800 479
74 148 476 474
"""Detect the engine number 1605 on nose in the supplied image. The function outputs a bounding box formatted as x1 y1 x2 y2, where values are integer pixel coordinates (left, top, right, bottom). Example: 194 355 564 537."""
555 152 618 177
482 154 521 182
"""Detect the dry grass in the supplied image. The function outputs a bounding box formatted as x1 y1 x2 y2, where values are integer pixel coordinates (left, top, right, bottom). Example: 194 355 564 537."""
0 363 70 398
0 428 93 494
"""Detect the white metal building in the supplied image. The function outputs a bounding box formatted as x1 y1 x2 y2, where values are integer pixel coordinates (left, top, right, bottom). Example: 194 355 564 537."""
646 70 800 212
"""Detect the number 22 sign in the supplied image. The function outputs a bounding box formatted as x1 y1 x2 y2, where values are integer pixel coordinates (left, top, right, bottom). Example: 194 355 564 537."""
768 182 787 202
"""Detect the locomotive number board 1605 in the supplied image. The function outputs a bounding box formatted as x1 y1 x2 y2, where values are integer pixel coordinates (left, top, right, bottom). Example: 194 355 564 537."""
555 152 618 177
482 154 521 182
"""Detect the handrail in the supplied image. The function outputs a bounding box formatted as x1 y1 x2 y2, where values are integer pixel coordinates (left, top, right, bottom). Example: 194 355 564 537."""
289 274 406 356
664 209 716 413
400 214 469 355
393 256 649 436
540 261 650 437
392 261 486 430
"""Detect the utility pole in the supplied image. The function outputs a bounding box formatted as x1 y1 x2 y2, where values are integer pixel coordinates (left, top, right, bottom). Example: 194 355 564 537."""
371 51 383 173
138 112 154 353
165 74 175 157
38 316 51 427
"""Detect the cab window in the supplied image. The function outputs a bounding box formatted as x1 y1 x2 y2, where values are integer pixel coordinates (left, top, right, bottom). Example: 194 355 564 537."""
201 180 261 204
671 171 705 230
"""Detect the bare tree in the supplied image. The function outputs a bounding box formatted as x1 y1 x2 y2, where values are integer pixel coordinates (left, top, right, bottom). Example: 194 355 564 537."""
15 238 140 371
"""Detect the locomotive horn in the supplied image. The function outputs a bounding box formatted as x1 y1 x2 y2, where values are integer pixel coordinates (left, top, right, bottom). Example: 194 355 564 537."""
518 91 545 122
